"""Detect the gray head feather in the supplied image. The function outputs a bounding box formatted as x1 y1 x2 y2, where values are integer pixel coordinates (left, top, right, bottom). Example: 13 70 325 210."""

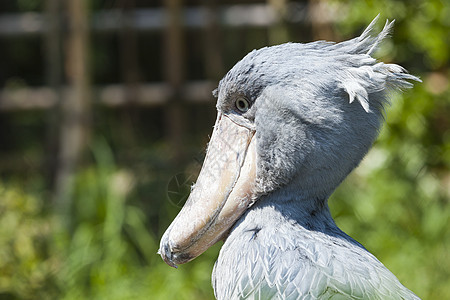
215 17 420 199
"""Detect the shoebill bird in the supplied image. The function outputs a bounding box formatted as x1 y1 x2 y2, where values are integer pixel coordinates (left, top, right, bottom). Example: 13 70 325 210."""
159 17 421 299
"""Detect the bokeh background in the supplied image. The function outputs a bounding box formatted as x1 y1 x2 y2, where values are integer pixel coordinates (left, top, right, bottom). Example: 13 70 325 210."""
0 0 449 299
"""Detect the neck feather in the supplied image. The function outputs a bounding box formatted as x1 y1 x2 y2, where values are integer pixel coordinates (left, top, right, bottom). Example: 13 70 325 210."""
227 181 362 249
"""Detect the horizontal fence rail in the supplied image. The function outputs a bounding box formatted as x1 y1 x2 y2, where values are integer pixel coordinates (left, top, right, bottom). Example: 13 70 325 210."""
0 3 344 36
0 81 217 111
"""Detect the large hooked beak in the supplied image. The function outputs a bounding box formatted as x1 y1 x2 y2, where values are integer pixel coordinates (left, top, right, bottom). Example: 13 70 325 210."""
159 113 257 267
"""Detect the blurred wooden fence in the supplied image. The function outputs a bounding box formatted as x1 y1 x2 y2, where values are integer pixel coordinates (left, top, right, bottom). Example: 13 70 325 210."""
0 0 339 204
0 0 340 110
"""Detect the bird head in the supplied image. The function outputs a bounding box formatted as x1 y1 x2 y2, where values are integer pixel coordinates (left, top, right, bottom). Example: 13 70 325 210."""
159 17 419 268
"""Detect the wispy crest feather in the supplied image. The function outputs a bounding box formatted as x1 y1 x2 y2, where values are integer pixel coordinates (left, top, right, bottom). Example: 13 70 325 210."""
331 15 392 56
335 16 420 112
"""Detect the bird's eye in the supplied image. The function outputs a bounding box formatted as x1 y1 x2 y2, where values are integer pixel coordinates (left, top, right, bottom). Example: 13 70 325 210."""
235 97 250 113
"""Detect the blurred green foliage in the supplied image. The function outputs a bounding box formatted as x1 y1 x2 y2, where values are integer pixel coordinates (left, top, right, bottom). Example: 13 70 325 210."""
0 183 55 299
0 0 449 299
1 141 217 299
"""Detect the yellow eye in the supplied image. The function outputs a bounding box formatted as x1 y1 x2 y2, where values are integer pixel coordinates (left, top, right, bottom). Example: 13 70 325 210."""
236 97 250 112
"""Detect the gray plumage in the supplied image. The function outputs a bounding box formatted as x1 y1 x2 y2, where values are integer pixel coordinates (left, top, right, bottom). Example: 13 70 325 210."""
211 17 420 299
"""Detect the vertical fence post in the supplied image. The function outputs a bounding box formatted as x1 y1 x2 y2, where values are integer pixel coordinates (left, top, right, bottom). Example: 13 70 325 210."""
267 0 289 45
119 0 140 151
54 0 91 214
120 0 140 103
203 0 223 81
44 0 63 188
308 0 334 40
164 0 185 164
